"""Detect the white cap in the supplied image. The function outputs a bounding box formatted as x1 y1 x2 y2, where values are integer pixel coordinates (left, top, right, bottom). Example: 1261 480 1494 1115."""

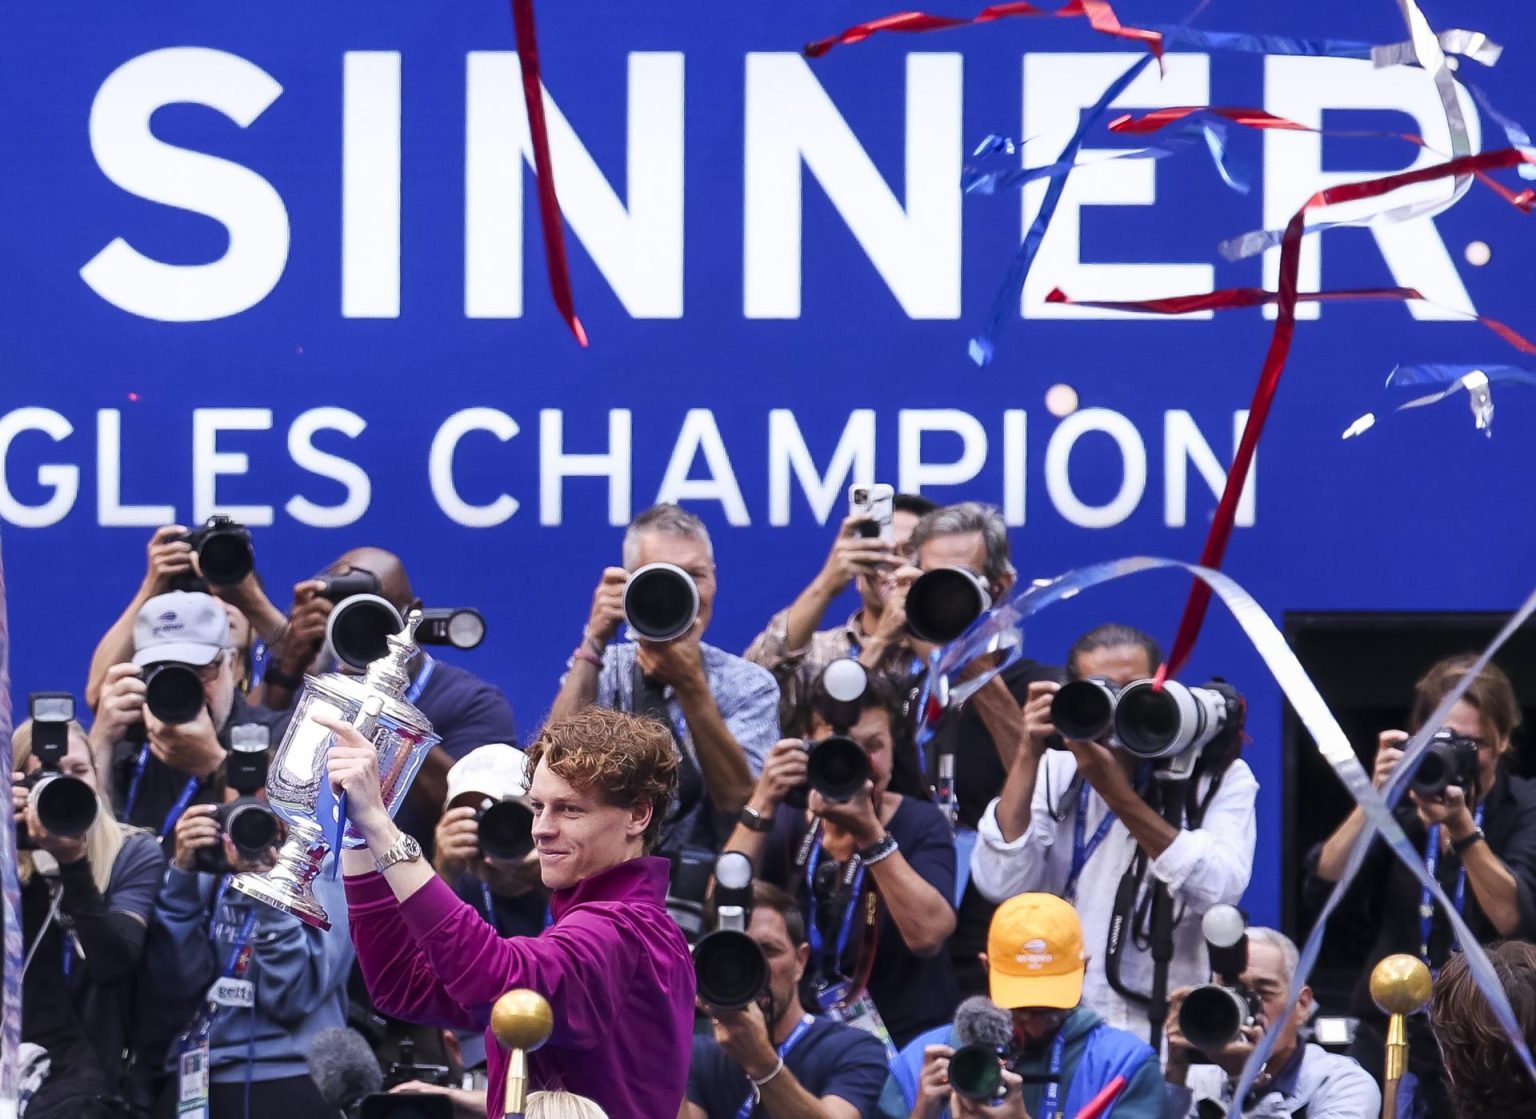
445 744 529 807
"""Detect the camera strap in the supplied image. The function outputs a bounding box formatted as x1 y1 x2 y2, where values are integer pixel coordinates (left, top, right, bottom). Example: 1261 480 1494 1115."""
1419 800 1485 967
803 828 867 982
631 664 705 831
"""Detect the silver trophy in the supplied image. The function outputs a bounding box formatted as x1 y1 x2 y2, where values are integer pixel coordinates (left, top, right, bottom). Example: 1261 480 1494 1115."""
231 610 441 929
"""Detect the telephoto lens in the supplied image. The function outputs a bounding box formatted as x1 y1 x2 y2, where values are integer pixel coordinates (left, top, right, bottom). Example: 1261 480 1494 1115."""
1112 679 1240 760
805 736 870 803
1178 984 1261 1051
904 567 992 645
1049 677 1120 743
949 1046 1006 1102
326 593 404 670
477 799 535 861
693 852 769 1009
623 563 699 642
143 662 207 724
183 515 254 586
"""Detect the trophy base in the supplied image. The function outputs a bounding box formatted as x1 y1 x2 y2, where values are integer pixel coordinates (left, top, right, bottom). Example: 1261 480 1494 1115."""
229 819 332 931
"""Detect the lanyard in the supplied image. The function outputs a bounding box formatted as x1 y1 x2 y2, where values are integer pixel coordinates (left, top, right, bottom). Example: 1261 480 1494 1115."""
480 881 497 928
803 827 866 981
734 1015 816 1119
1419 802 1487 965
124 744 202 838
1065 782 1116 903
61 930 77 982
1038 1029 1068 1119
212 877 260 980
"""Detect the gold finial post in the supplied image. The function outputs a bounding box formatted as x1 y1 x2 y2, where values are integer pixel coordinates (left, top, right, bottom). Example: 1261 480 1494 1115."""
491 990 554 1118
1370 954 1433 1119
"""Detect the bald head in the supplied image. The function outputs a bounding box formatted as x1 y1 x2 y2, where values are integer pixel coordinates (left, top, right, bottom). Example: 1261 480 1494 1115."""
328 547 417 613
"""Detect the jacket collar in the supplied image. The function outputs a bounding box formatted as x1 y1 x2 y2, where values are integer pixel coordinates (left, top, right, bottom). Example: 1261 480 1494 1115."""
548 855 669 922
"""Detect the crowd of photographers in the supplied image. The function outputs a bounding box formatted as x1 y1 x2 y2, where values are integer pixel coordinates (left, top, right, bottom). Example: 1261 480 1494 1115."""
12 495 1536 1119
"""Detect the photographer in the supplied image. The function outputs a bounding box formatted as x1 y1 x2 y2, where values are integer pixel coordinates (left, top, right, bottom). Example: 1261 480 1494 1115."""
1165 927 1379 1117
144 799 353 1117
1305 654 1536 1118
723 672 959 1049
84 524 290 712
687 880 890 1119
884 894 1163 1119
548 503 780 852
12 715 165 1118
265 546 517 854
90 591 282 843
746 493 936 736
1429 939 1536 1119
971 624 1258 1043
887 503 1062 999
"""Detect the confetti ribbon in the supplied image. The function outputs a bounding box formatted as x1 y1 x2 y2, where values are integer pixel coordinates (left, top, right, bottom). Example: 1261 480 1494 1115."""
803 0 1163 60
0 542 18 1112
511 0 588 348
1342 364 1536 438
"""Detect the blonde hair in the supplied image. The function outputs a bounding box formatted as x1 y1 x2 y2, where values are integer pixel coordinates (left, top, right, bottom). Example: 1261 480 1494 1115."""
14 719 136 893
525 1091 609 1119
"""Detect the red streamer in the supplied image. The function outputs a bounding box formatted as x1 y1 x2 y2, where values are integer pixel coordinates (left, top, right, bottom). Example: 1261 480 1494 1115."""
1061 147 1536 678
803 0 1162 59
1071 1075 1129 1119
511 0 588 348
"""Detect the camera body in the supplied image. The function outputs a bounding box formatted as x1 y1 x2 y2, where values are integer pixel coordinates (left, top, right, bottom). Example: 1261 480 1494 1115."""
18 692 96 849
785 660 873 808
321 570 489 669
179 515 254 587
693 852 769 1010
848 482 895 541
1410 728 1481 798
195 725 280 874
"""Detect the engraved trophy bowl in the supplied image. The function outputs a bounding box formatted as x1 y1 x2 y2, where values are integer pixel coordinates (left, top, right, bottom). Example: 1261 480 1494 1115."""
230 610 441 929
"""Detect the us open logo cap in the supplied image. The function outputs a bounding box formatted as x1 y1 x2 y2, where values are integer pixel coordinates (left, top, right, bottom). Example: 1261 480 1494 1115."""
986 893 1086 1010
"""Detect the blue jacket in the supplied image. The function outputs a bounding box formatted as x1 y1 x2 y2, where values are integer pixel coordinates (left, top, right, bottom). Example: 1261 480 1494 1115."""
146 863 353 1084
880 1006 1164 1119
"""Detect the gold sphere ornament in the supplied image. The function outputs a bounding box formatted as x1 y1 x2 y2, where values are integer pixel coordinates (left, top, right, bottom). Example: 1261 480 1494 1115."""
1370 954 1433 1017
491 989 555 1052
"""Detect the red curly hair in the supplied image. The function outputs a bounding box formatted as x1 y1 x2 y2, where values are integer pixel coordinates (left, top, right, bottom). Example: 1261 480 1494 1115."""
525 707 679 853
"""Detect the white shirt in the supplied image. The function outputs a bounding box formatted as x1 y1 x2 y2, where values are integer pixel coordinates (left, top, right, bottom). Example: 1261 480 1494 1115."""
1171 1043 1382 1117
971 751 1258 1043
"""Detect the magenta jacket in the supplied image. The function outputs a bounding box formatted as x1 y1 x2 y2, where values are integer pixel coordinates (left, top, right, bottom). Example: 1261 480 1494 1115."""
346 856 695 1119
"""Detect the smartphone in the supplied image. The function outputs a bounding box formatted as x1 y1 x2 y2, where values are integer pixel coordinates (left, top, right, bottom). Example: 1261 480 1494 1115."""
848 483 895 541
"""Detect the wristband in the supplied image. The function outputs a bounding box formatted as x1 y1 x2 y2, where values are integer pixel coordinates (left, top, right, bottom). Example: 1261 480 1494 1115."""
748 1056 785 1102
859 832 899 865
1451 828 1487 856
570 646 603 669
738 805 776 833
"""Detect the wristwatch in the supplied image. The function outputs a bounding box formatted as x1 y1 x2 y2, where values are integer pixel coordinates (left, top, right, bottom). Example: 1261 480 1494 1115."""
738 805 776 833
374 832 423 873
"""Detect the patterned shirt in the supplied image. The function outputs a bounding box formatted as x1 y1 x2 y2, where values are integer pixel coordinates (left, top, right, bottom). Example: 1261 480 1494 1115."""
595 641 780 851
745 608 921 737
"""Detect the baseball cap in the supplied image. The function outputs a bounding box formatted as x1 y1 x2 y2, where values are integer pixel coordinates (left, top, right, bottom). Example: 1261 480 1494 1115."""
445 744 530 807
132 591 232 667
986 893 1086 1011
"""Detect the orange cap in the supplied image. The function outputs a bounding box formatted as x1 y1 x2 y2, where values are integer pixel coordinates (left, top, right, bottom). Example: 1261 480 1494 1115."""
986 893 1086 1010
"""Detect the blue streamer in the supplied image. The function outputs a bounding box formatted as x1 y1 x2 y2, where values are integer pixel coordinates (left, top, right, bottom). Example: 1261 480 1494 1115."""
1154 25 1377 58
969 54 1154 366
1387 362 1536 389
962 118 1250 197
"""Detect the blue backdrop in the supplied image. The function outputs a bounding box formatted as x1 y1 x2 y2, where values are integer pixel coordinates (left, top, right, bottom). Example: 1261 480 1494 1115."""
3 0 1534 925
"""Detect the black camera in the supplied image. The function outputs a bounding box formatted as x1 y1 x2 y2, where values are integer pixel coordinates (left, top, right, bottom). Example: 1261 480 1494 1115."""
380 1038 453 1092
786 660 872 809
1410 729 1481 798
693 852 769 1010
18 693 97 849
195 725 280 874
905 567 992 645
449 793 533 862
623 563 699 643
180 515 254 587
666 846 716 946
1177 905 1262 1051
948 996 1018 1102
321 570 488 670
143 661 208 725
